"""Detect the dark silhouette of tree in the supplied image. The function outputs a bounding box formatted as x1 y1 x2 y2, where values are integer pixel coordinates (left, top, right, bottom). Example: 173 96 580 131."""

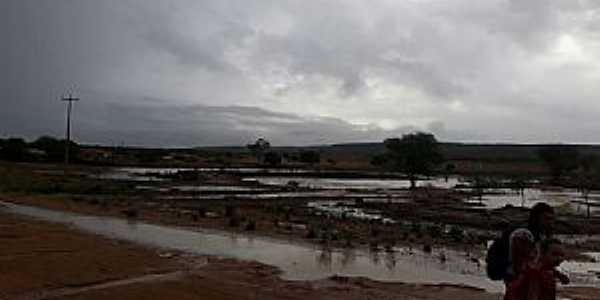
32 136 79 162
263 151 282 166
0 138 27 161
537 146 579 181
299 150 320 166
375 132 444 189
247 138 271 164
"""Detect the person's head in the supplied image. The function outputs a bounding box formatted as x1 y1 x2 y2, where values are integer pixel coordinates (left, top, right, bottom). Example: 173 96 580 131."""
528 203 555 237
539 238 565 268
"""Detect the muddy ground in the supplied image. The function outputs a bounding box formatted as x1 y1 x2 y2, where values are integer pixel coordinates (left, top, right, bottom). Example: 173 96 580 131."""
0 211 506 300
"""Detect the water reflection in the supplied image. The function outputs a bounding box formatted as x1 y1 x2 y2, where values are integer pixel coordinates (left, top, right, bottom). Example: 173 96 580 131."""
369 249 381 266
316 246 333 271
465 187 600 216
339 247 356 268
384 250 397 271
0 201 505 292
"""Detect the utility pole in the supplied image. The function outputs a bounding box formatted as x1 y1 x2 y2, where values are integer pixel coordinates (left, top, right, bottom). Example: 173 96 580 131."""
62 94 80 164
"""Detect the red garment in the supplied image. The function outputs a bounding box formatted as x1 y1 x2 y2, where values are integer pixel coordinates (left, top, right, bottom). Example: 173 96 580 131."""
504 265 556 300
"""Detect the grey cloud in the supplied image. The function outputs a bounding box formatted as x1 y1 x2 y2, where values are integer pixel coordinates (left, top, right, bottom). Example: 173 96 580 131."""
3 0 600 146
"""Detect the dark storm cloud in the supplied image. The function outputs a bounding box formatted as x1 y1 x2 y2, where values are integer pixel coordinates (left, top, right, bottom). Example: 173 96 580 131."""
65 95 404 147
2 0 600 146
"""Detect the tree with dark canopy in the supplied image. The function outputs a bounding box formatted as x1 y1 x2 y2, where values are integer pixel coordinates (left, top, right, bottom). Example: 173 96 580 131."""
32 136 79 162
374 132 444 189
247 138 271 164
0 138 27 161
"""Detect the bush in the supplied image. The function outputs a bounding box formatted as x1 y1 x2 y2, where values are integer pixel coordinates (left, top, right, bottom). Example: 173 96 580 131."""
448 226 464 242
122 208 139 219
225 205 236 217
411 222 422 234
0 138 27 161
423 244 432 253
426 224 443 238
228 217 240 227
306 228 317 239
245 220 256 231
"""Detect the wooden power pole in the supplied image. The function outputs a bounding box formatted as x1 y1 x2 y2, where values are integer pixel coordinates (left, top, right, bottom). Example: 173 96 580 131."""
62 94 80 164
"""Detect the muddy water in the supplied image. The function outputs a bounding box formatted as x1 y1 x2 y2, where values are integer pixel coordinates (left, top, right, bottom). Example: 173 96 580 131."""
307 200 398 224
0 201 502 292
465 188 600 216
246 176 462 190
103 167 463 189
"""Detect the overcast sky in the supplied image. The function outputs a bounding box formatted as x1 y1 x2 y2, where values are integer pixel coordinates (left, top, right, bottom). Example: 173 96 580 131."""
2 0 600 147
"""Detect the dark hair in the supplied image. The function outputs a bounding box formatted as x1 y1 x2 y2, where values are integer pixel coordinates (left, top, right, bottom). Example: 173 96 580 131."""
528 202 554 235
540 238 562 254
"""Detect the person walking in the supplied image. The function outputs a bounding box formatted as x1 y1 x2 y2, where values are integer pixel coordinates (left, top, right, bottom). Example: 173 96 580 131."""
486 202 569 299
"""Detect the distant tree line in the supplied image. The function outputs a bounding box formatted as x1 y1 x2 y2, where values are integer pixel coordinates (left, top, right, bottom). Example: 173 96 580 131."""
0 136 78 163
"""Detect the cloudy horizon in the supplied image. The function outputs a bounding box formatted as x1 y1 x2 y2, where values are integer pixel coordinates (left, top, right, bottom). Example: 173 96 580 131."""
3 0 600 147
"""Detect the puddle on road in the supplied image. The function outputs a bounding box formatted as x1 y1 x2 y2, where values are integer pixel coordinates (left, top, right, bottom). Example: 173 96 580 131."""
0 201 502 292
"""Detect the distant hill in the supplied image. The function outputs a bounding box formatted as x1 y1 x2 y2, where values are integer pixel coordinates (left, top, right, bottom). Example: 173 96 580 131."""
326 142 600 162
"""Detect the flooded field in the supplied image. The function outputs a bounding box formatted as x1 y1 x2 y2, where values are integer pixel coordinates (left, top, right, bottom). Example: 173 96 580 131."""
2 163 600 298
110 167 600 217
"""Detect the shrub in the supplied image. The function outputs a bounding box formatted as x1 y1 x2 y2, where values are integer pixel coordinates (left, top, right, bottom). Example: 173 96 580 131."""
122 208 139 219
306 228 317 239
225 205 236 217
245 220 256 231
228 217 240 227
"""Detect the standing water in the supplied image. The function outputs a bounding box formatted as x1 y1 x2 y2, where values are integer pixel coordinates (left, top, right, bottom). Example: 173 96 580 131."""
0 201 502 292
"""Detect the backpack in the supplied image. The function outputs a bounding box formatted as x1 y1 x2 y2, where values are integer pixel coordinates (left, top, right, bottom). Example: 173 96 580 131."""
485 227 516 281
